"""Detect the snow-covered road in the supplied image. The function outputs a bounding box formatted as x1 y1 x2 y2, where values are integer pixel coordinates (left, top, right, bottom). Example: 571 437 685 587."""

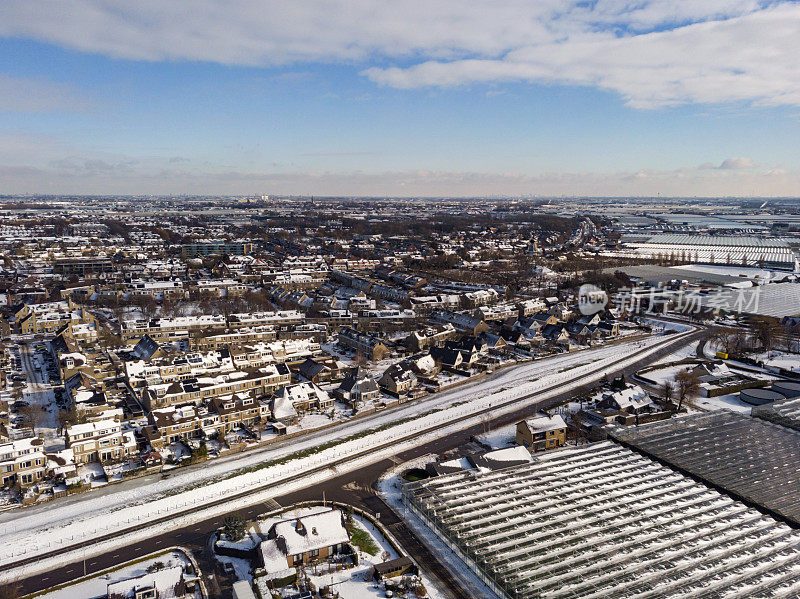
0 329 696 579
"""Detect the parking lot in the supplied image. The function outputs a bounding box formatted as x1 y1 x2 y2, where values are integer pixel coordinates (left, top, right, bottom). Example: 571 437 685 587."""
3 337 64 449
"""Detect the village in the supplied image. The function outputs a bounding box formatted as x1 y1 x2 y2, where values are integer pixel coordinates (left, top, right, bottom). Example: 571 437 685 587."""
1 197 800 598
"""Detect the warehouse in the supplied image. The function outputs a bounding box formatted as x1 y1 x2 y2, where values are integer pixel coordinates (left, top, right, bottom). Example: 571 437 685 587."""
404 441 800 599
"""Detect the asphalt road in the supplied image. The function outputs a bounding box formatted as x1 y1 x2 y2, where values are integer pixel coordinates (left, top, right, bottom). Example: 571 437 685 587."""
3 329 702 599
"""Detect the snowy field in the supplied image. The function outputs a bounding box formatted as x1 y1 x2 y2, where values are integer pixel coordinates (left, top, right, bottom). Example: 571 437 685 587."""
0 329 696 581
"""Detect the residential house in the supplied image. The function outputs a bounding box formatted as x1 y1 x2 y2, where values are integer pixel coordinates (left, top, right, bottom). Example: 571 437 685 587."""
0 437 46 487
273 382 334 413
597 384 652 414
431 310 488 336
516 413 567 452
65 418 137 464
378 363 418 396
335 366 380 407
258 508 350 576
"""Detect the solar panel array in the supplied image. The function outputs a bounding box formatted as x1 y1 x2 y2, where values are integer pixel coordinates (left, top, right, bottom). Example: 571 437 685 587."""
608 411 800 527
404 441 800 599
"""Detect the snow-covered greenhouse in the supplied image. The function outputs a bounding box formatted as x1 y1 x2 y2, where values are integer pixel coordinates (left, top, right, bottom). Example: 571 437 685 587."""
403 441 800 599
608 410 800 527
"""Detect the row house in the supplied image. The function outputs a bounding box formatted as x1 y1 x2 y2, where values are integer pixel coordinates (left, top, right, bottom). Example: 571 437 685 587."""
431 309 489 336
337 327 390 362
347 293 375 312
269 287 313 311
517 297 549 317
408 295 459 314
127 278 185 300
13 301 96 336
195 278 251 297
181 241 254 257
56 321 99 343
211 394 269 431
145 395 271 447
122 314 227 342
477 304 518 322
227 310 305 329
58 348 117 392
269 269 327 290
404 324 459 352
329 270 372 292
229 339 321 369
142 364 291 410
330 258 380 271
189 325 277 350
124 349 234 388
52 256 114 276
279 323 328 343
464 288 500 308
369 283 411 304
0 437 46 488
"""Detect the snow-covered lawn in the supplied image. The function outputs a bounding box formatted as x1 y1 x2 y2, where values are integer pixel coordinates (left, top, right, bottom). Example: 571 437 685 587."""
752 351 800 373
0 330 695 581
77 462 107 486
39 549 194 599
640 363 693 386
693 392 752 414
474 423 517 450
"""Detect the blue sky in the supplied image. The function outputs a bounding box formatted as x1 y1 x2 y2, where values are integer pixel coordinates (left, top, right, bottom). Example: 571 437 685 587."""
1 1 799 196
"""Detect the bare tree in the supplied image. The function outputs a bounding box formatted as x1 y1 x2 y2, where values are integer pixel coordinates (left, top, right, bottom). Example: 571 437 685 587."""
661 380 675 404
674 369 700 412
749 316 782 354
18 403 45 434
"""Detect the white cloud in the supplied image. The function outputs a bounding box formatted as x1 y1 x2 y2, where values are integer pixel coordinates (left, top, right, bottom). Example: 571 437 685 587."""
1 1 797 107
366 4 800 108
718 157 756 169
